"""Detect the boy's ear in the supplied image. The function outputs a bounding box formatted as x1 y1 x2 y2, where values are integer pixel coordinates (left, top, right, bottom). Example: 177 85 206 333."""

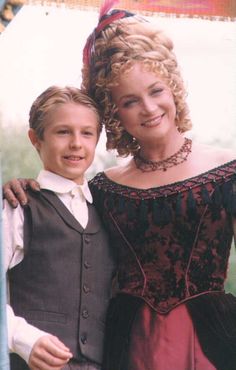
28 129 41 151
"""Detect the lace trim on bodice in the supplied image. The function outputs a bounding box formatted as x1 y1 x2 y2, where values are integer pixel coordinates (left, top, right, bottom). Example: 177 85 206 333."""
90 160 236 223
89 160 236 312
90 160 236 200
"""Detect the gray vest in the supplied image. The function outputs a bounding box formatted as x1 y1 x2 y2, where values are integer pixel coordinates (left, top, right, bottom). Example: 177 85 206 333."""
9 189 115 365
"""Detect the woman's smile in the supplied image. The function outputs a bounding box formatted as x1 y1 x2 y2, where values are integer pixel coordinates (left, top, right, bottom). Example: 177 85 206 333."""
111 63 177 143
141 114 165 128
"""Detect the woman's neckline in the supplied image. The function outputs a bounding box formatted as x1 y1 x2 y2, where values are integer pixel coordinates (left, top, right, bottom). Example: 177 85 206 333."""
101 159 236 192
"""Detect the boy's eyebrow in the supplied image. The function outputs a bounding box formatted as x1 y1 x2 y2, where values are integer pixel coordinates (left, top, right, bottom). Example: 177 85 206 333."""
52 122 98 128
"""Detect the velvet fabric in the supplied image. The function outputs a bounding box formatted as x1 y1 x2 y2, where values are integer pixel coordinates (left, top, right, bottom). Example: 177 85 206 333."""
89 160 236 370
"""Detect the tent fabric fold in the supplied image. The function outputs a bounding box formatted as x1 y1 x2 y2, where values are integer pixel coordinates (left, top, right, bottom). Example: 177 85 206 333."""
26 0 236 20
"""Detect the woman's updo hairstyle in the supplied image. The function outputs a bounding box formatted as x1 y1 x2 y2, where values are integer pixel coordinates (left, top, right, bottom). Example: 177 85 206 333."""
82 9 191 157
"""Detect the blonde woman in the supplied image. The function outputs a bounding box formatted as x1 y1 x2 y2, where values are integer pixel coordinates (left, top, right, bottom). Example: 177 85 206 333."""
4 6 236 370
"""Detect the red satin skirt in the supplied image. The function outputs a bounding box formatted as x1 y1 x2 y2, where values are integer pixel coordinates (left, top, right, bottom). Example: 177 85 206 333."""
128 303 216 370
102 293 236 370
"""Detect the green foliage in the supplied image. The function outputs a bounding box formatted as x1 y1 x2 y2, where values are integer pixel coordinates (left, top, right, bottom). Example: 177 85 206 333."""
1 125 117 183
1 125 235 294
2 126 41 183
225 244 236 295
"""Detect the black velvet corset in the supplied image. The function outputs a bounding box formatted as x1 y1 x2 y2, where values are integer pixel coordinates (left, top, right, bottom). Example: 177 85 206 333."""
89 160 236 313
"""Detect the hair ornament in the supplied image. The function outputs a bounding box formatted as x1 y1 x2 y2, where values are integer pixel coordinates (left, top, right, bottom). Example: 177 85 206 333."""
99 0 120 19
83 0 134 66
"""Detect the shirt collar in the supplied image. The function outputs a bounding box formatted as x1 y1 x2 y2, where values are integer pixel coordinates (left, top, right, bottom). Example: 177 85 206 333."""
37 170 93 204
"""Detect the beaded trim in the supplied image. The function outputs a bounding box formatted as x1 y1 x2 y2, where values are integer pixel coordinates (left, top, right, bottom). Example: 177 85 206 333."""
90 160 236 225
90 160 236 200
134 138 192 172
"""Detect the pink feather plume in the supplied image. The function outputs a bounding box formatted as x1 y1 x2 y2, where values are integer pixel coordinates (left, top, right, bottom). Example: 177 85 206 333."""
83 0 122 65
99 0 120 20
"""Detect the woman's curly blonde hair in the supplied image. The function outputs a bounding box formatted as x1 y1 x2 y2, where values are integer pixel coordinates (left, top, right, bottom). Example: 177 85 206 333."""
82 15 192 157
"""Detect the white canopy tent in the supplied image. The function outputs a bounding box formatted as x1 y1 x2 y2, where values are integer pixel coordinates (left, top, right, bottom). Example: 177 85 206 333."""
0 3 236 146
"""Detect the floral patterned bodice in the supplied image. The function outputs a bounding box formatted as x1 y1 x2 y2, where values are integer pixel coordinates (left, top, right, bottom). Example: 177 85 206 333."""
89 161 236 313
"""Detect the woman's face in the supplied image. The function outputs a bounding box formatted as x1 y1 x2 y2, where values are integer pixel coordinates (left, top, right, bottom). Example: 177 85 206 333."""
111 63 177 146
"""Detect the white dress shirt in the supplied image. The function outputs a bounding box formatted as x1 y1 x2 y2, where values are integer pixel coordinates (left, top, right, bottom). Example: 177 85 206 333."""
3 170 93 363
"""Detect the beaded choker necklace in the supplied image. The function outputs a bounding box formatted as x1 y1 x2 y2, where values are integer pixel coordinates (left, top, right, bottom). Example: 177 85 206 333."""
134 137 192 172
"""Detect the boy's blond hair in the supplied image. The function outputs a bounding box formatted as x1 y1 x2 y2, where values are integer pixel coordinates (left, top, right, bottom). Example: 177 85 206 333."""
29 86 102 139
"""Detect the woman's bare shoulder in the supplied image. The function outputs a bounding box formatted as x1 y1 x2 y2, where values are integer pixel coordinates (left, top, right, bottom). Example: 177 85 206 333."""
104 165 128 179
192 142 236 166
104 159 134 182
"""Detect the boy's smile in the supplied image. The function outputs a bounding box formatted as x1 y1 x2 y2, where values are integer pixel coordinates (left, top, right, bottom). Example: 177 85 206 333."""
29 102 99 184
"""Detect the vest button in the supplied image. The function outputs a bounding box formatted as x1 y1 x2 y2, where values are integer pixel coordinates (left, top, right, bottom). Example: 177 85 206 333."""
84 236 90 244
84 261 91 269
82 309 89 318
83 284 90 294
81 334 87 344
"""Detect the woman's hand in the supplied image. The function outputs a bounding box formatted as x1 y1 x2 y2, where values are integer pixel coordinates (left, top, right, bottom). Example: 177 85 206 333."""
3 178 40 208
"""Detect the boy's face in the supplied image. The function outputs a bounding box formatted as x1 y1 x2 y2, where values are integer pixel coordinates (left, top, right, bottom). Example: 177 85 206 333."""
29 102 99 184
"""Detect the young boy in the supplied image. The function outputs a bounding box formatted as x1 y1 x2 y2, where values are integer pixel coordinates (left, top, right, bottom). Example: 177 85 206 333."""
3 86 114 370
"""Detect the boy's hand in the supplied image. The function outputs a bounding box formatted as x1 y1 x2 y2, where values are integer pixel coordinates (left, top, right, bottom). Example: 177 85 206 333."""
3 178 40 208
29 334 72 370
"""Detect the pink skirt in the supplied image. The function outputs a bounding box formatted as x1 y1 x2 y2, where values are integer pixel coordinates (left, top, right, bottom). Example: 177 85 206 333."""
128 303 216 370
